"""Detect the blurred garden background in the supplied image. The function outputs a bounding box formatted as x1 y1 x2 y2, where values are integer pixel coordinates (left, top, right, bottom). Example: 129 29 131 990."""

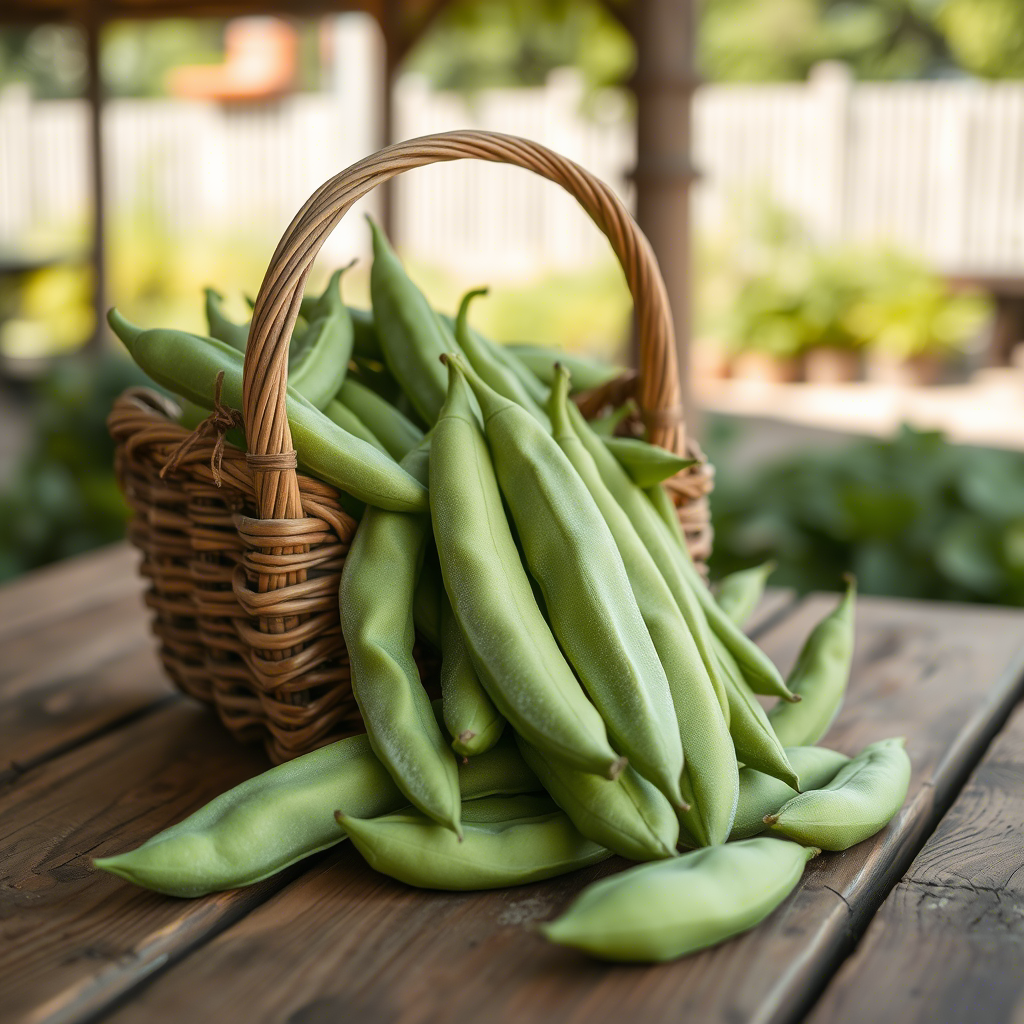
1 0 1023 604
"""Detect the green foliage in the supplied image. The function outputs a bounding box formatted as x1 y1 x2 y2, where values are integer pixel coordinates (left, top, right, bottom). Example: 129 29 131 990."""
406 0 633 91
699 201 989 359
0 354 154 582
937 0 1024 78
706 421 1024 606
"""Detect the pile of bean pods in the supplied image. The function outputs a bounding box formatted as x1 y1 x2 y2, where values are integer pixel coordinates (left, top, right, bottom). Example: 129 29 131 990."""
98 219 911 963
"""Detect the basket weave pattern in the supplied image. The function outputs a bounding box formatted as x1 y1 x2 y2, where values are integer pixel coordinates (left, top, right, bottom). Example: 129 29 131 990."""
108 131 714 764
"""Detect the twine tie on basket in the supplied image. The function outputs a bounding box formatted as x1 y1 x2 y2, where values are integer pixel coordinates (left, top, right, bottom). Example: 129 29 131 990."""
160 371 244 486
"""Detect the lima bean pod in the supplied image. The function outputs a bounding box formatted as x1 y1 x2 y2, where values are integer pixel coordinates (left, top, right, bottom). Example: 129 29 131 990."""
369 217 458 424
453 289 550 426
769 577 857 748
602 435 695 488
108 309 427 513
507 343 623 392
429 356 621 779
338 439 462 835
563 400 731 725
715 562 776 629
338 377 424 461
441 596 506 758
460 357 685 807
337 798 610 891
550 368 737 845
646 482 799 705
713 634 800 790
541 837 817 962
731 745 851 840
765 737 910 851
515 734 679 862
92 723 540 898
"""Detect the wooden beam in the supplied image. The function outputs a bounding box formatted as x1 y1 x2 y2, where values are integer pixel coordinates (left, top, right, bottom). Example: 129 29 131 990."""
629 0 699 426
83 2 107 353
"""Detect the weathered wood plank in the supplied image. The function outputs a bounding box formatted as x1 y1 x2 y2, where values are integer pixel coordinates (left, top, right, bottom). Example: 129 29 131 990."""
0 589 169 777
807 699 1024 1024
101 596 1024 1024
0 701 280 1024
0 544 142 645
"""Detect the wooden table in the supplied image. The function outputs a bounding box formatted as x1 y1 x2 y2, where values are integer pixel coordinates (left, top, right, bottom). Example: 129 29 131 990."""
2 543 1023 1024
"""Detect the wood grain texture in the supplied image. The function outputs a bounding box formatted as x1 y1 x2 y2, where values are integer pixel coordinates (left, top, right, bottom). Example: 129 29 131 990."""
0 543 142 645
0 701 277 1024
0 551 169 777
807 699 1024 1024
101 596 1024 1024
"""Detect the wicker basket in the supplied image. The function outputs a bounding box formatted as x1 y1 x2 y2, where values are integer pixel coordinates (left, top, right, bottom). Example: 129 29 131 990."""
108 130 714 765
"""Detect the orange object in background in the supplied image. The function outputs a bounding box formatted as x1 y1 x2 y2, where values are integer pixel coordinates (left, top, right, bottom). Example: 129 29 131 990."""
167 18 297 102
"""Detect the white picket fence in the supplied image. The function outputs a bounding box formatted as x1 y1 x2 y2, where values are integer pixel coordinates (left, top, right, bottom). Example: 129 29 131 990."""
3 61 1024 278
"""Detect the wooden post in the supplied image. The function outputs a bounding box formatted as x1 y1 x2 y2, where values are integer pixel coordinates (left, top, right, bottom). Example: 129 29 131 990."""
630 0 698 421
83 4 107 353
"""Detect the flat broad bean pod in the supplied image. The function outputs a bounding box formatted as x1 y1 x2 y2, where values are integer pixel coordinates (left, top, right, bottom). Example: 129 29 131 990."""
765 737 911 851
338 798 610 891
338 377 424 462
646 483 798 705
369 217 458 424
323 398 389 454
550 369 737 846
602 435 695 488
769 577 857 748
108 309 427 513
715 562 776 629
515 734 679 862
453 289 550 427
429 357 621 779
441 597 505 758
712 634 800 791
92 725 540 898
564 400 731 725
460 357 685 807
731 746 851 840
507 343 623 392
542 838 817 962
339 439 462 835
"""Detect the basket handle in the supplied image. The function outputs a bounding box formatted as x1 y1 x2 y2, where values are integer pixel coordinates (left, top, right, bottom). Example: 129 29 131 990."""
245 130 686 521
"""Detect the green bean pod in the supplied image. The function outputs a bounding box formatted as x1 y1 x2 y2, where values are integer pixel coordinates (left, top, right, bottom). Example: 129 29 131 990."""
441 597 505 758
92 723 540 898
339 440 461 835
646 482 798 704
507 343 623 392
588 400 636 437
765 737 910 851
563 400 731 725
338 798 610 891
350 354 401 403
338 377 424 461
713 634 800 791
323 398 389 454
108 309 426 513
549 369 737 845
715 561 776 628
348 306 381 359
460 358 685 807
204 288 250 352
289 312 353 410
602 435 696 488
429 357 621 779
453 289 550 426
731 745 851 840
515 735 679 862
369 217 458 424
769 577 857 748
542 837 817 962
